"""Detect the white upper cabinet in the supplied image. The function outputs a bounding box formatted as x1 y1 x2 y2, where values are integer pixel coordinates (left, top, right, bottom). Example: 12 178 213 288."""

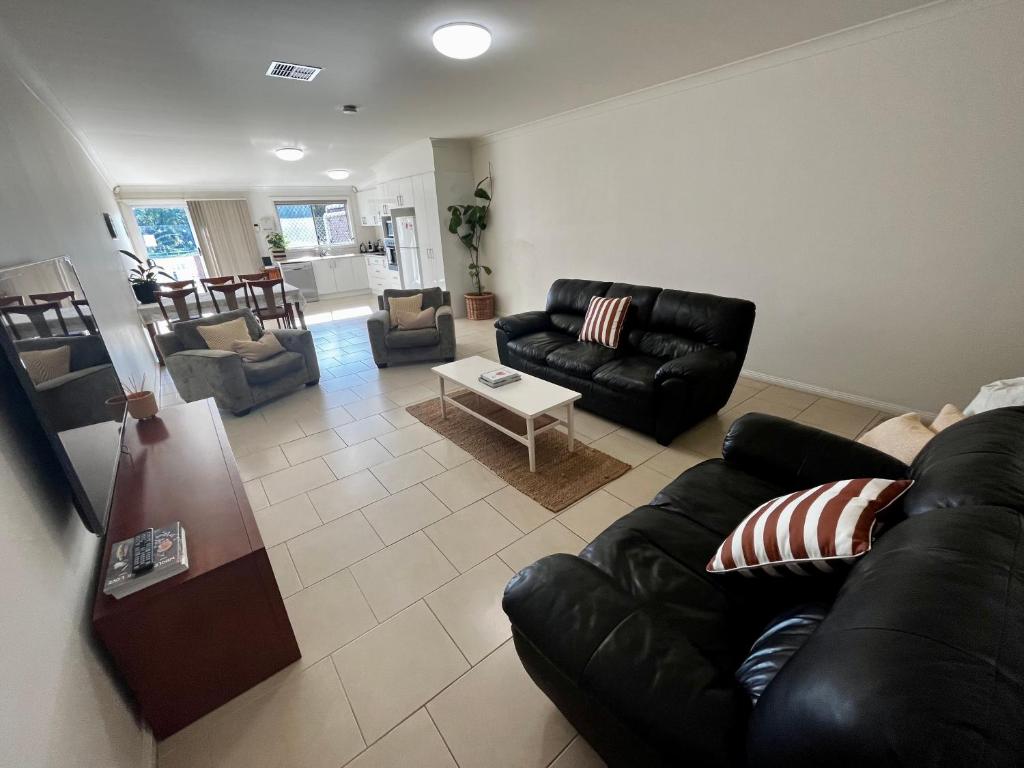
396 177 415 209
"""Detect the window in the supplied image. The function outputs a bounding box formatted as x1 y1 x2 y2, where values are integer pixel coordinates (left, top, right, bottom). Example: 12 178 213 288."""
275 200 355 251
129 205 206 281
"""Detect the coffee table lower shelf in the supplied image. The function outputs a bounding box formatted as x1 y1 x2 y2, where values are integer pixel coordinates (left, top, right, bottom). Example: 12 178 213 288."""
438 386 575 472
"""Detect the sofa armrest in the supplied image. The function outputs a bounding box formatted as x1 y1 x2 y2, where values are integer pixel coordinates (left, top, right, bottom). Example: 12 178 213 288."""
655 348 737 385
494 311 551 339
723 413 908 490
155 332 184 359
268 328 320 382
164 349 253 414
504 554 747 766
435 305 456 359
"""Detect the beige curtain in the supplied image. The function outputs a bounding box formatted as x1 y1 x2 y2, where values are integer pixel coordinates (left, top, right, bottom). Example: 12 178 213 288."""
186 199 263 277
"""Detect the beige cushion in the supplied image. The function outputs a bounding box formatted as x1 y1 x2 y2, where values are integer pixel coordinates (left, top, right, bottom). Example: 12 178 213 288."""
196 317 251 351
20 346 70 385
929 403 966 433
396 307 436 330
387 294 422 328
857 413 935 464
231 333 285 362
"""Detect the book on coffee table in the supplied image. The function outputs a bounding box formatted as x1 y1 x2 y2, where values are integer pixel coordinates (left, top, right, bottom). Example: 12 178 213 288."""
479 368 521 388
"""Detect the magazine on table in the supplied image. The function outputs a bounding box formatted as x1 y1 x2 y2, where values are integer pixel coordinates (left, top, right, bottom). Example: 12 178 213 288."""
103 522 189 599
479 368 521 388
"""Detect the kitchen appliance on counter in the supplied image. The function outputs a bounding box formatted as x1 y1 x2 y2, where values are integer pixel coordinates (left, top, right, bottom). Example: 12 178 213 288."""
280 261 318 302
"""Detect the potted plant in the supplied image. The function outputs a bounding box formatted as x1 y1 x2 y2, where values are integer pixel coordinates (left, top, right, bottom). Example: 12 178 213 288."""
107 374 159 421
266 232 288 260
447 176 494 320
122 249 172 304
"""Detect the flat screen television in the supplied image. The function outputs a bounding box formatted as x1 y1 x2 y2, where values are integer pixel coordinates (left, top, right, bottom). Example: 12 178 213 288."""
0 256 126 534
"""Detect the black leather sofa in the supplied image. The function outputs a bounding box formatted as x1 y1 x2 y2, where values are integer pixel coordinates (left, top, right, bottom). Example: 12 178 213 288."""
503 407 1024 767
494 279 755 445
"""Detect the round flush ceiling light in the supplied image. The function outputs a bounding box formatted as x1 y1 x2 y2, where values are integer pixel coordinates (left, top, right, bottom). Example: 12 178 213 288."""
326 169 351 180
432 22 491 60
274 147 304 161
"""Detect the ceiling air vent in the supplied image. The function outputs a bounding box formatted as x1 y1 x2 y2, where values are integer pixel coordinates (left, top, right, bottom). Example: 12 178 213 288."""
265 61 321 82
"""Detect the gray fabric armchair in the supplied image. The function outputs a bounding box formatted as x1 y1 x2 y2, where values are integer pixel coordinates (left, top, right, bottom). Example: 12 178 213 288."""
15 335 121 431
367 288 456 368
155 308 319 416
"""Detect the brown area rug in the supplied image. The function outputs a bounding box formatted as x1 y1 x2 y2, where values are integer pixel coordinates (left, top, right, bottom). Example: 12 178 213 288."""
407 393 630 513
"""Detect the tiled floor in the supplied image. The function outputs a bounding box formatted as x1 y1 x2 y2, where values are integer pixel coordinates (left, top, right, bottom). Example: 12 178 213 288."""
157 292 890 768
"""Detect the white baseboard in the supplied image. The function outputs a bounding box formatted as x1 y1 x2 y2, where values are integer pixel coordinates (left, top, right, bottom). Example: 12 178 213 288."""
740 368 934 419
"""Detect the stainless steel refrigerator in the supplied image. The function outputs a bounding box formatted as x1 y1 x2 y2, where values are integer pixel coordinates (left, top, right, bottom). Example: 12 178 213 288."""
391 207 422 290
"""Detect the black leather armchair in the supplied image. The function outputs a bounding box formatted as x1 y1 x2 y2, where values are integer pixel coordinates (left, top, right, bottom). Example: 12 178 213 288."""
495 279 755 444
503 408 1024 767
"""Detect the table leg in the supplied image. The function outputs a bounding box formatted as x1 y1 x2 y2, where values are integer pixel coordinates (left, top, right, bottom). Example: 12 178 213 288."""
567 402 575 452
439 377 447 419
527 417 536 472
295 304 307 330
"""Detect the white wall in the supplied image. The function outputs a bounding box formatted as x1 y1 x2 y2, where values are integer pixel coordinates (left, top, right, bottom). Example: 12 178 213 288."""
473 0 1024 413
0 24 153 768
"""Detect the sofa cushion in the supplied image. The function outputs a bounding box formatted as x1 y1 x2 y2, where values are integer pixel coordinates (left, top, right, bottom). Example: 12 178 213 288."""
241 350 304 385
605 283 662 350
635 331 708 360
545 279 611 315
546 342 616 377
506 331 575 363
579 296 632 349
648 289 756 353
386 327 440 349
196 317 252 351
173 308 261 350
384 286 445 311
593 356 662 393
550 313 585 336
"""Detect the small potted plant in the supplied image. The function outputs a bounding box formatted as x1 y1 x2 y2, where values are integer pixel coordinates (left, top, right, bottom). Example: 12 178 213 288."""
122 249 172 304
107 374 159 421
447 176 494 320
266 232 288 260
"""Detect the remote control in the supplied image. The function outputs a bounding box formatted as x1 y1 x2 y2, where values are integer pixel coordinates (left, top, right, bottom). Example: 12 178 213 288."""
132 528 155 575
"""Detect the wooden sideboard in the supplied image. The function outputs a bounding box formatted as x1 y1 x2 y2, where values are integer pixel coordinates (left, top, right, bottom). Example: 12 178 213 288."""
92 399 300 739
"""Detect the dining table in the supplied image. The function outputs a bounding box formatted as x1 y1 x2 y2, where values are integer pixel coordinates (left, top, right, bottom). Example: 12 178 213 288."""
137 281 308 364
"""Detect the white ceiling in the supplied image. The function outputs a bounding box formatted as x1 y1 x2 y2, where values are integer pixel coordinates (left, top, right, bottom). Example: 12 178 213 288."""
2 0 931 189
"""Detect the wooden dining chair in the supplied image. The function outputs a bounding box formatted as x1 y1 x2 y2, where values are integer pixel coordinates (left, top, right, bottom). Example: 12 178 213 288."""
200 276 236 290
29 290 98 334
208 282 249 314
162 279 196 290
0 301 70 340
155 287 203 324
237 271 270 283
245 278 294 329
0 295 25 307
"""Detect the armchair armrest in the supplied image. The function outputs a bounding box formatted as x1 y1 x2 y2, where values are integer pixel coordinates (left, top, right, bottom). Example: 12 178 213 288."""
154 332 184 359
494 311 551 339
723 413 908 490
367 309 391 365
164 349 253 414
655 348 737 385
435 305 456 360
268 328 319 382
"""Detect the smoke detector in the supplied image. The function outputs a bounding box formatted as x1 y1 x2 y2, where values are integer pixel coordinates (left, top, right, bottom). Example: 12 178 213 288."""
266 61 322 82
336 104 359 115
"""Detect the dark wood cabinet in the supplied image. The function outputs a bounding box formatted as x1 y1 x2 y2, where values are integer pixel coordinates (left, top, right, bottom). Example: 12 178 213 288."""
92 399 300 739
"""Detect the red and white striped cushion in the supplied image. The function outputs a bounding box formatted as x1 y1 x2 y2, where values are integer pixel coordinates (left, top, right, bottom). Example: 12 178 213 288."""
707 478 913 576
579 295 631 348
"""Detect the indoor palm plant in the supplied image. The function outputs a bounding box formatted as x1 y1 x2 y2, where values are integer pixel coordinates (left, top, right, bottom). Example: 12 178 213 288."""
447 176 494 320
122 249 172 304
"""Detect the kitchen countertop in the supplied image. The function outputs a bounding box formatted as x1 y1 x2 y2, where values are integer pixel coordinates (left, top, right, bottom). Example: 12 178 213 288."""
278 252 386 265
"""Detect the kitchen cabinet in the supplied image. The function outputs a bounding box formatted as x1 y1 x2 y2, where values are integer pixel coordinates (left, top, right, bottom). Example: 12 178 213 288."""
356 188 380 227
412 173 446 290
311 257 369 297
364 253 402 297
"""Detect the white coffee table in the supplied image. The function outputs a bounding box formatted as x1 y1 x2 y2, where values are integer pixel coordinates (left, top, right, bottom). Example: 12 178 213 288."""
432 356 582 472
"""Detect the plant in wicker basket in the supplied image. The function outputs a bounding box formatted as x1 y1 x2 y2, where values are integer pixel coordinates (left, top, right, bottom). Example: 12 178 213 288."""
447 176 495 320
